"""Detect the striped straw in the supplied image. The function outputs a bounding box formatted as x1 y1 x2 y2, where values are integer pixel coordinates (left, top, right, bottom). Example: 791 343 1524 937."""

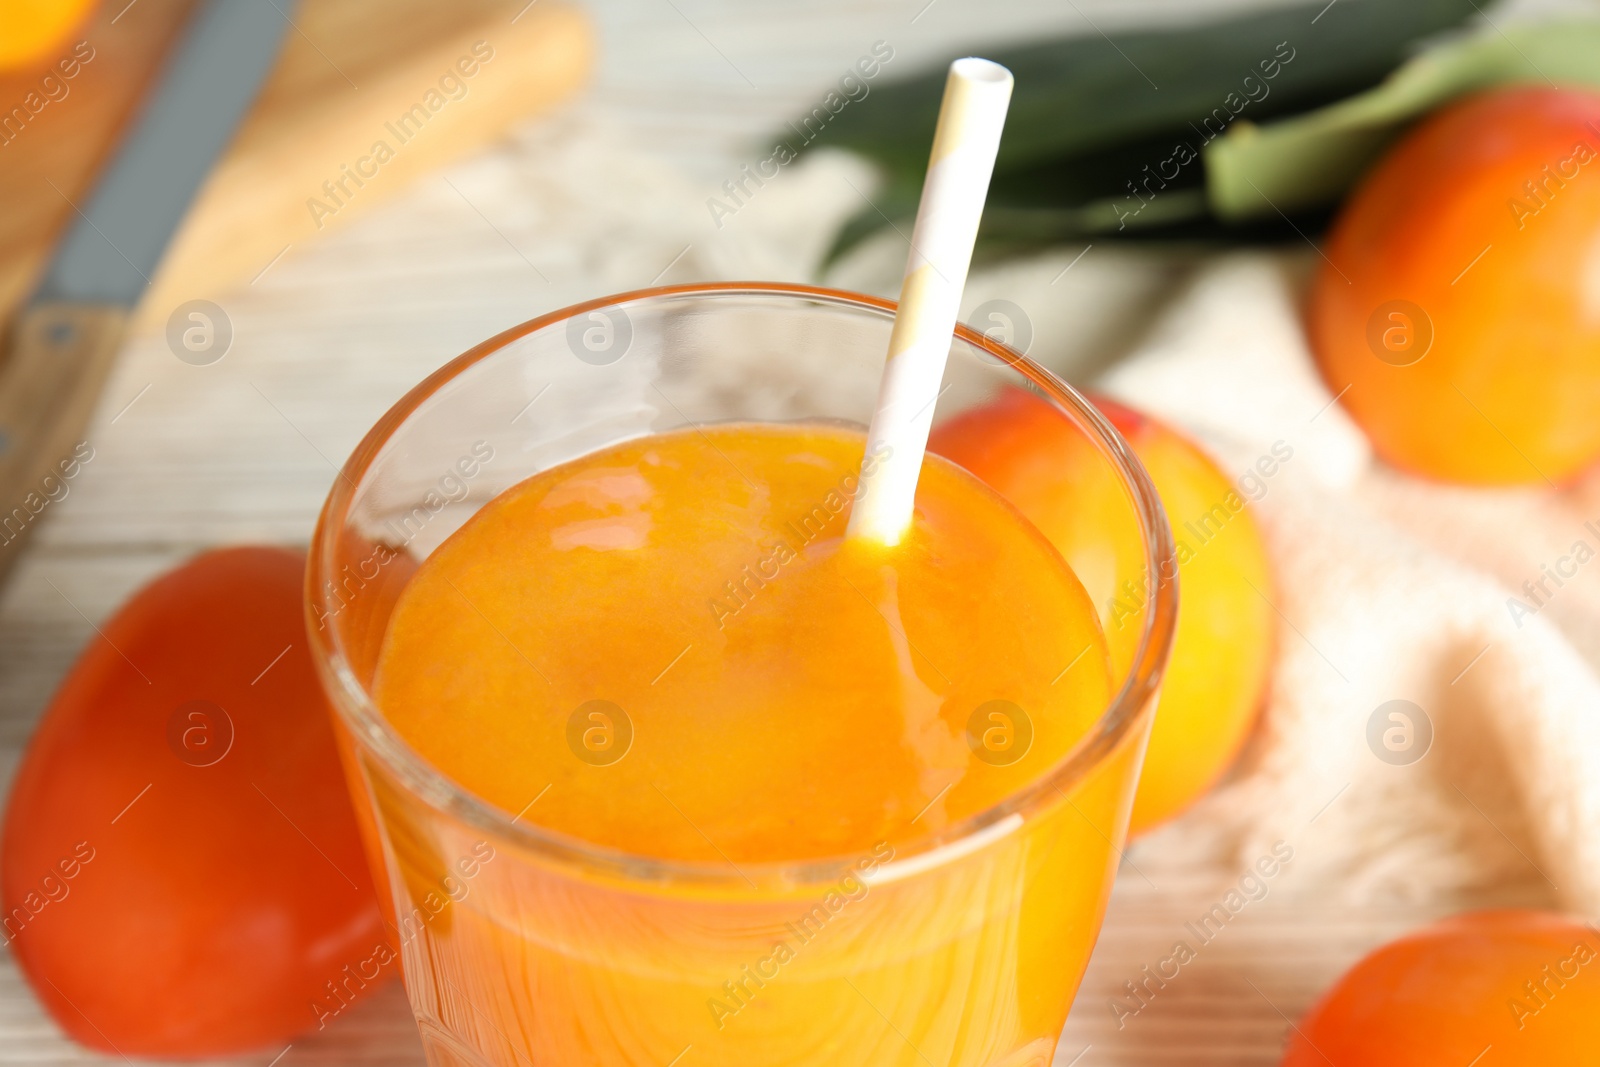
848 57 1014 547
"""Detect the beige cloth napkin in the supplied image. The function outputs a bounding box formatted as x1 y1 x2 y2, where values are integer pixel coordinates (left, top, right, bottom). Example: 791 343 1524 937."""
1096 253 1600 916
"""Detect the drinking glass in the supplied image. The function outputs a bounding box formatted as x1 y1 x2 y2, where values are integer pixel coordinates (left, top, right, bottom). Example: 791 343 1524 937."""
307 283 1177 1067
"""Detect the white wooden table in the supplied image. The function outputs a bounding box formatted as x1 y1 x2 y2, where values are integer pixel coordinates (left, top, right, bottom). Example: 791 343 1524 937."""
0 0 1543 1063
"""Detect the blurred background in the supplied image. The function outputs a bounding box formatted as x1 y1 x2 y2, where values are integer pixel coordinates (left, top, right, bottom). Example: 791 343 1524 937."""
1 0 1595 1063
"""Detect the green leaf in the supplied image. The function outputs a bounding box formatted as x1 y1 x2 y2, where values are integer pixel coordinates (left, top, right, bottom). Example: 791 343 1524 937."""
1207 21 1600 220
803 0 1480 263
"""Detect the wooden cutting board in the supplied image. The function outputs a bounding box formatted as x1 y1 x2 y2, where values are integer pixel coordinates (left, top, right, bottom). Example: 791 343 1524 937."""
0 0 593 330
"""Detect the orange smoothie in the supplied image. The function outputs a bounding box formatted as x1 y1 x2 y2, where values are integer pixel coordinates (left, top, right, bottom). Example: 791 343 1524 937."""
366 423 1144 1067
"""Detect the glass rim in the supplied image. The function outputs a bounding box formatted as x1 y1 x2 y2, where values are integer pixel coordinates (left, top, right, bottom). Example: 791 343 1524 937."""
306 281 1178 893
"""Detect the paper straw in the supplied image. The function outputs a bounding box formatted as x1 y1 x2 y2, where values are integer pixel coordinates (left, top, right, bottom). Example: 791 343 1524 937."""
848 57 1014 546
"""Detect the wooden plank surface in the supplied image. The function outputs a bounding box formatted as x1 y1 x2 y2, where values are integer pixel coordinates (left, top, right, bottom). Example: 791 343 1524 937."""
0 1 1548 1064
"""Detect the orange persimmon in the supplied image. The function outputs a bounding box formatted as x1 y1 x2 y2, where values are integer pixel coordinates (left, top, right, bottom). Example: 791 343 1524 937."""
1284 910 1600 1066
0 0 96 70
0 547 389 1056
931 389 1274 834
1310 87 1600 485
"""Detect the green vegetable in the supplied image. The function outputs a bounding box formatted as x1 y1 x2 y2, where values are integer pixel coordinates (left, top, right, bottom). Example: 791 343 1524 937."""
1209 21 1600 219
801 0 1480 260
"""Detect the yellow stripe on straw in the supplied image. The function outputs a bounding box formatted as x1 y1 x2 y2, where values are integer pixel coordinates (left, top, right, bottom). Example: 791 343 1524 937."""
848 57 1014 546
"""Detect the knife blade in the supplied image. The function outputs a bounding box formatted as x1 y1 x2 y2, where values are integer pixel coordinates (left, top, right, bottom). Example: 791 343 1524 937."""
0 0 290 577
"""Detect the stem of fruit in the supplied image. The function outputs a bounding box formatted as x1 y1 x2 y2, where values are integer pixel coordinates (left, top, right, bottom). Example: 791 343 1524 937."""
847 57 1013 547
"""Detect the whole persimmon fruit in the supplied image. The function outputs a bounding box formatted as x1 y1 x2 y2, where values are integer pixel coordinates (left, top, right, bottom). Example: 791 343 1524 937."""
1284 910 1600 1066
0 547 390 1055
1310 87 1600 485
931 389 1275 834
0 0 97 70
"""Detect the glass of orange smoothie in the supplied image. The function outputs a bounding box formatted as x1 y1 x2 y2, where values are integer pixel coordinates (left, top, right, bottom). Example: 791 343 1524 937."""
307 283 1176 1067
